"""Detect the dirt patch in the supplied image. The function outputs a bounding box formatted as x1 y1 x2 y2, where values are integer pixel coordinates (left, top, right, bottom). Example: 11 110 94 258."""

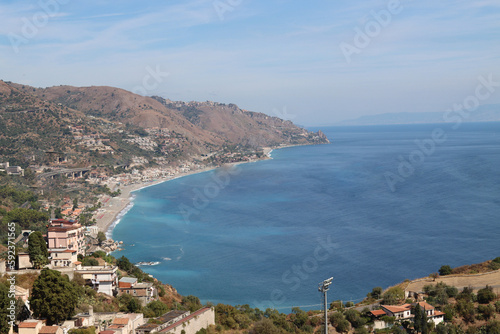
406 270 500 295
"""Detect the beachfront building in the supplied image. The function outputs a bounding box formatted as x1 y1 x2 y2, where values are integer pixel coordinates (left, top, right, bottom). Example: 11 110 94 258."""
370 302 444 330
118 277 158 306
75 265 118 296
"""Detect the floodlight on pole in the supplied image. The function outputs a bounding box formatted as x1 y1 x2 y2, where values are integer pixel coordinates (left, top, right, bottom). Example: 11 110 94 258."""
318 277 333 334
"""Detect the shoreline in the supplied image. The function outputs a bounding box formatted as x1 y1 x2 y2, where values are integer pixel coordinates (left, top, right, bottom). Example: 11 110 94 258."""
96 166 217 236
95 143 320 237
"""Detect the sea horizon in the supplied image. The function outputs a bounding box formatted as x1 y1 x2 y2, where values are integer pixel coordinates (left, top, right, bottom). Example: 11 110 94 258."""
111 122 500 312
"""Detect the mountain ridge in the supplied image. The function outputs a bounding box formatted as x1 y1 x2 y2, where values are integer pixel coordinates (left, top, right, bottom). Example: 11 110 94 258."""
0 80 329 169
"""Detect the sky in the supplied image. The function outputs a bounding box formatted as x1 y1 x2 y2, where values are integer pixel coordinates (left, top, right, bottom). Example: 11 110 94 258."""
0 0 499 125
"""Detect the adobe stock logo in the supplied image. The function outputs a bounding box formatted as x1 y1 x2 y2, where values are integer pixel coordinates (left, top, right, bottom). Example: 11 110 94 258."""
179 166 241 223
253 235 338 311
213 0 243 21
131 65 169 96
339 0 405 64
8 0 70 54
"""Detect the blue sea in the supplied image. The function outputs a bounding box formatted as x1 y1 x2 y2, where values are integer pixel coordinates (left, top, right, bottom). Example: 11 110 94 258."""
111 122 500 312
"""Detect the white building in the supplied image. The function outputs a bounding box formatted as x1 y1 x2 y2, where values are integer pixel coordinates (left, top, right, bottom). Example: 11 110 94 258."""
75 265 118 296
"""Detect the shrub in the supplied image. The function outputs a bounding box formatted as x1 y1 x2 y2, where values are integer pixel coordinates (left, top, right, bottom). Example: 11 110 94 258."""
439 265 452 276
477 304 495 321
369 287 382 300
446 285 458 298
329 312 345 327
477 286 496 304
335 319 351 334
382 286 404 305
457 286 476 303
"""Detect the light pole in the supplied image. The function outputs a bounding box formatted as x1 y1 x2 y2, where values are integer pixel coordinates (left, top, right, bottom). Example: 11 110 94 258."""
318 277 333 334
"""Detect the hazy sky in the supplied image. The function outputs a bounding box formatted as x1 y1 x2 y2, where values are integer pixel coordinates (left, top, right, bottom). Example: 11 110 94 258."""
1 0 499 125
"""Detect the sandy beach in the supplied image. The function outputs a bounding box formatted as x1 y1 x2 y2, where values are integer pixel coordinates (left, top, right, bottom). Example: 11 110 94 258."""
95 145 297 236
95 166 216 235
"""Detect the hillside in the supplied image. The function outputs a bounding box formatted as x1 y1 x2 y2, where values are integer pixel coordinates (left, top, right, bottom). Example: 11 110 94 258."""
0 79 328 202
7 81 328 150
0 80 328 169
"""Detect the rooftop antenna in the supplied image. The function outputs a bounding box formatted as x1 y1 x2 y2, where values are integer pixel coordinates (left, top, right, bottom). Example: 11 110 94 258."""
318 277 333 334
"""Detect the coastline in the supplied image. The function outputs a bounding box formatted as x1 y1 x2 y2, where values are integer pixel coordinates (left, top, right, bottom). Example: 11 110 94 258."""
95 143 317 238
95 166 217 236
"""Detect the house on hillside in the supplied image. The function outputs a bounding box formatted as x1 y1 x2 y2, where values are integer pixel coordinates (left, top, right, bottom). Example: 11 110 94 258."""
49 248 79 268
47 219 86 256
75 265 118 296
370 302 444 330
117 277 158 306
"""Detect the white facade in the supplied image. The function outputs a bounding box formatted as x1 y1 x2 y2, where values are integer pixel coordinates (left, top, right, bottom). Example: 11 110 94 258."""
76 266 118 296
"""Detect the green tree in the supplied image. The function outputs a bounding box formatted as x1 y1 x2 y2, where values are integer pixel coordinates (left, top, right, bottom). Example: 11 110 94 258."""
382 286 404 305
97 231 106 245
414 304 423 333
477 304 495 321
457 286 476 303
344 309 366 328
72 198 78 210
329 312 345 327
0 283 11 334
30 269 78 325
370 286 383 299
477 285 496 304
128 297 141 313
336 319 351 333
485 320 500 334
82 257 99 266
117 256 133 272
456 299 475 324
291 307 308 329
28 231 49 269
144 300 168 317
354 327 369 334
250 319 280 334
182 295 202 312
439 265 452 276
68 327 96 334
15 298 30 322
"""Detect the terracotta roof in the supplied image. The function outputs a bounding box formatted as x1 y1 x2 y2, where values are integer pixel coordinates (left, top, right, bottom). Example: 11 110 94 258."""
434 311 445 316
108 324 124 329
19 322 41 328
370 309 387 317
382 305 410 313
416 301 434 310
100 331 116 334
113 318 130 325
39 326 60 334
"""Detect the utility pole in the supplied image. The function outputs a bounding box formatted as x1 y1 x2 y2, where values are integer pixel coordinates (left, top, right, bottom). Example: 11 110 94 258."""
318 277 333 334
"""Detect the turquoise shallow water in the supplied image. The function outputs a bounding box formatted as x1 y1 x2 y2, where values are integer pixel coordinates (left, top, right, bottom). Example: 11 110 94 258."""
112 122 500 312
